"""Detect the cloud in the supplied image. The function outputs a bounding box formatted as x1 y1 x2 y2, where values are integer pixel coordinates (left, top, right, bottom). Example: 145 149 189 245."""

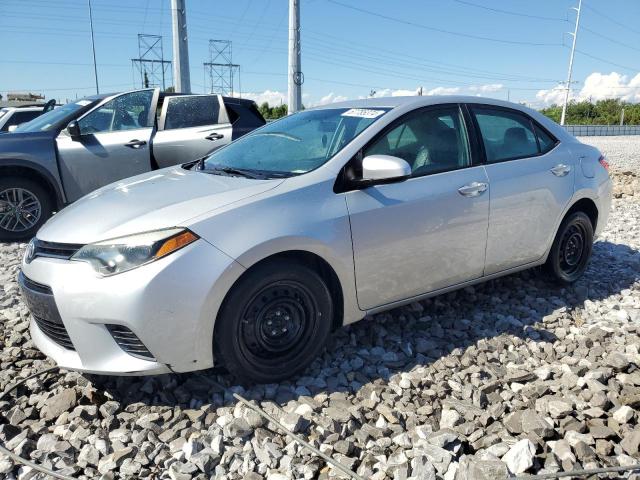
469 83 504 93
366 88 422 97
425 86 461 96
312 92 349 106
536 72 640 106
535 85 567 106
238 90 287 106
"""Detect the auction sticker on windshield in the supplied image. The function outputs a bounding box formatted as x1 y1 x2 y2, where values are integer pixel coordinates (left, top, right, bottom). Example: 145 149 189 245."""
341 108 386 119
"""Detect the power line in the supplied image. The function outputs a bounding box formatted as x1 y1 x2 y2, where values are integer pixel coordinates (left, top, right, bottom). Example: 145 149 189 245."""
451 0 568 22
583 4 640 36
580 25 640 53
574 48 640 73
326 0 563 47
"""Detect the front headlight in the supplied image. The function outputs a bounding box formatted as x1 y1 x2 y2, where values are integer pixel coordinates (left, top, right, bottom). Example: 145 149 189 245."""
71 228 199 276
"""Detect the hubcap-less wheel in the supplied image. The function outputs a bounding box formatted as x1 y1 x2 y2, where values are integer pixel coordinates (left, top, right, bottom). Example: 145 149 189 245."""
559 223 586 276
214 261 334 383
239 281 319 366
544 211 594 285
0 188 42 233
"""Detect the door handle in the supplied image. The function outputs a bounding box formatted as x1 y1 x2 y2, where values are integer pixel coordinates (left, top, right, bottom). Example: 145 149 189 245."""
205 133 224 141
550 164 571 177
458 182 488 197
124 139 147 149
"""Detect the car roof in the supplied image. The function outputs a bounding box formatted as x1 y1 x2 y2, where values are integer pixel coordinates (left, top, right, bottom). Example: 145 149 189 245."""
312 95 531 111
2 105 44 110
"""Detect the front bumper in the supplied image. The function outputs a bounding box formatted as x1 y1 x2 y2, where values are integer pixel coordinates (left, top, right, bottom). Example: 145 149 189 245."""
19 239 244 375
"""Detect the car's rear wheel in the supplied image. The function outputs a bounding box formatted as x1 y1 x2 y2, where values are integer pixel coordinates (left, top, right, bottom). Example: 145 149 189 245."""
544 211 594 284
0 177 53 242
213 260 333 384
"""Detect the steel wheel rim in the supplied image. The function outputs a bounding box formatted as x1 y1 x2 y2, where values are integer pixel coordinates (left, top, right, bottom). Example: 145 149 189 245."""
238 280 318 366
559 223 586 275
0 188 41 233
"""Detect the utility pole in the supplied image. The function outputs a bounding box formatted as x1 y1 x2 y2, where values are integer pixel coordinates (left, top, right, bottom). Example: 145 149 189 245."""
560 0 582 126
620 108 625 126
87 0 99 94
287 0 302 114
171 0 191 93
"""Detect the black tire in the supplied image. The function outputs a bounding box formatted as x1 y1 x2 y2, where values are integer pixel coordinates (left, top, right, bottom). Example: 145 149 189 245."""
544 211 594 284
213 260 333 384
0 176 53 242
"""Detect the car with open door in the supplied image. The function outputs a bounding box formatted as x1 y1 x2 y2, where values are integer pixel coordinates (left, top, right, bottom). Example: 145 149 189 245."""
0 88 265 240
17 96 612 384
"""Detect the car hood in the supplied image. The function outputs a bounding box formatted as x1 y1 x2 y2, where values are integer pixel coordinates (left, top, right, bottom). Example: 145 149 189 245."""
37 166 284 244
0 131 56 157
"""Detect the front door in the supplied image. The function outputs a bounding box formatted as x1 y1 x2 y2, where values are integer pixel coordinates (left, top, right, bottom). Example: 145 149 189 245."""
152 95 232 168
469 105 575 274
346 105 490 310
56 88 158 201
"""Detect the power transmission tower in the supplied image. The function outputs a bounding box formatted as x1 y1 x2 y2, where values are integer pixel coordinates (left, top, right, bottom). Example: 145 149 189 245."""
132 34 171 90
560 0 582 126
203 40 240 96
288 0 302 114
171 0 191 93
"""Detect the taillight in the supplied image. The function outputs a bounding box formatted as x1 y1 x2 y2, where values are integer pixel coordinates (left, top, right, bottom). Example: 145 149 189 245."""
598 155 610 171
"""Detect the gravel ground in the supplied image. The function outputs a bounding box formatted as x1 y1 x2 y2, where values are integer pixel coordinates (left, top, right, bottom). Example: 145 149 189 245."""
577 135 640 173
0 176 639 479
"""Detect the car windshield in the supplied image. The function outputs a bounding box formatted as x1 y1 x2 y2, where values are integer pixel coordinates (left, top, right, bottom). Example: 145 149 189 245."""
200 107 390 177
14 100 94 132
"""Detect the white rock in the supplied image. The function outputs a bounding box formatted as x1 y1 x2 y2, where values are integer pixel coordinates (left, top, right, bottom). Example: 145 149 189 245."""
502 439 536 474
613 405 635 424
439 409 461 429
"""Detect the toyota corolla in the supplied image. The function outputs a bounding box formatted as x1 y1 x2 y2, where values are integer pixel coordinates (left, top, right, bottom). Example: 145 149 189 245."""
18 96 612 383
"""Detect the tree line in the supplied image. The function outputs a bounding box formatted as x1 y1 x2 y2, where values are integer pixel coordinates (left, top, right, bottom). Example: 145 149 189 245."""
255 98 640 125
540 99 639 125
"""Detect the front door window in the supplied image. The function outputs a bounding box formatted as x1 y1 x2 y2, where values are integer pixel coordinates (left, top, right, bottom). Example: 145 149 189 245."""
79 90 154 134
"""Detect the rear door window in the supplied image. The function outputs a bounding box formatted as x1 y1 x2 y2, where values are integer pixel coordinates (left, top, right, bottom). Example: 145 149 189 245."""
163 96 221 130
471 106 541 162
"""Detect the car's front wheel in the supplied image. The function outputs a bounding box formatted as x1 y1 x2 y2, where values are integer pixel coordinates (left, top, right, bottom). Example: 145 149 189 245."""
0 177 53 242
213 259 334 384
544 211 594 284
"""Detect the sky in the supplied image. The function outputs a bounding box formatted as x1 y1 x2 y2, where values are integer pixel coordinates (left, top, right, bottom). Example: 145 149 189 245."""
1 0 639 109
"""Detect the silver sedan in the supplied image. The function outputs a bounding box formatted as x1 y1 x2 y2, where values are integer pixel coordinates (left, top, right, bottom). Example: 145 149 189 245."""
18 96 612 383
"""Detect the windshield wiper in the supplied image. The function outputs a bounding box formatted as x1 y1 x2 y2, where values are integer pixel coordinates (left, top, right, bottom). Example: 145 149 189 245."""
203 165 264 179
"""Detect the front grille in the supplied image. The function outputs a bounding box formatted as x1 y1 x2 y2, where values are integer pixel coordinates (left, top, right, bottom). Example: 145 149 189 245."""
18 271 75 351
106 325 155 360
20 275 52 295
33 314 75 350
33 239 83 260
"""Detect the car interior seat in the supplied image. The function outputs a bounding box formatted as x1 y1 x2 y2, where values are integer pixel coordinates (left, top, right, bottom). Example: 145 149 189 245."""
502 127 530 159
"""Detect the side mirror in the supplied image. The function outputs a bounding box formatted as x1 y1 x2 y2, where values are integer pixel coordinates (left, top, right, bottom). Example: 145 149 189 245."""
67 120 81 140
361 154 411 183
7 125 18 133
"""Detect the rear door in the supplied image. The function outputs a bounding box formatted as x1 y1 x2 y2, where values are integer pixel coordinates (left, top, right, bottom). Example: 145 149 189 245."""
469 104 575 274
152 94 232 168
56 88 158 201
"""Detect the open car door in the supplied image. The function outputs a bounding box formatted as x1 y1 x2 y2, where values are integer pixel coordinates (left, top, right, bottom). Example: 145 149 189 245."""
152 94 232 168
56 88 160 201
